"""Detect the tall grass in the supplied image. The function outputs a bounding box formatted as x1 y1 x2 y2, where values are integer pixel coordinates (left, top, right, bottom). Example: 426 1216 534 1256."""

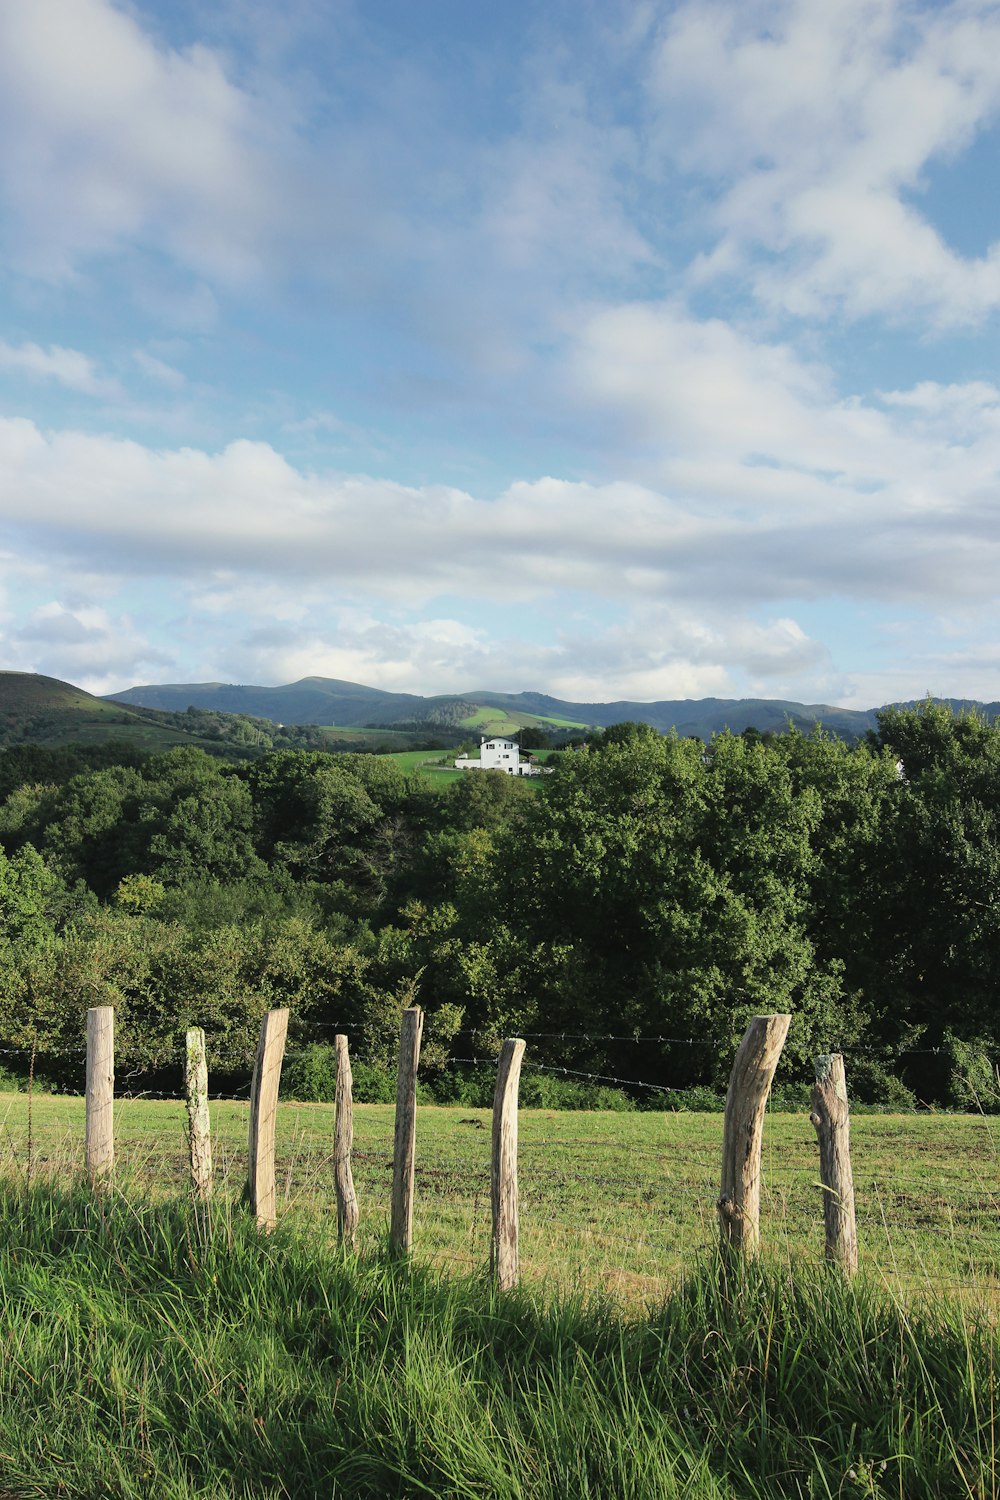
0 1181 996 1498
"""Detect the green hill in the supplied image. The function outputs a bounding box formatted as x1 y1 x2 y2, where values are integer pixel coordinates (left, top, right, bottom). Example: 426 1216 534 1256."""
109 679 592 736
110 677 427 726
0 673 463 758
107 676 880 739
13 671 998 752
0 672 256 756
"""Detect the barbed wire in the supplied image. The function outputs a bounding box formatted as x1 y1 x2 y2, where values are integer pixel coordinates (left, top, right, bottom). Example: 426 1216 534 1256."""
0 1036 973 1064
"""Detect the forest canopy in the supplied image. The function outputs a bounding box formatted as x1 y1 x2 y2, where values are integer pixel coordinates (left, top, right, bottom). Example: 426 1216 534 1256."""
0 700 998 1108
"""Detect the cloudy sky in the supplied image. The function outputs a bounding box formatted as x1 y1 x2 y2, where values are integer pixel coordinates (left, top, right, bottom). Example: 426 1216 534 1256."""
2 0 1000 707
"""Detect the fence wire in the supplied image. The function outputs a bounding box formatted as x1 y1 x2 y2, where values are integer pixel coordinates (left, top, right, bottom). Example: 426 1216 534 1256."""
3 1092 1000 1304
1 1017 1000 1304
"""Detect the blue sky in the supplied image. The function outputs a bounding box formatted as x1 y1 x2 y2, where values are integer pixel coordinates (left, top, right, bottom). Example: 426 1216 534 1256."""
3 0 1000 708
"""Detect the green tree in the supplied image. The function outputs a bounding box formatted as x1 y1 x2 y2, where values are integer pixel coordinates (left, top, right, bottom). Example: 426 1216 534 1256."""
442 731 843 1086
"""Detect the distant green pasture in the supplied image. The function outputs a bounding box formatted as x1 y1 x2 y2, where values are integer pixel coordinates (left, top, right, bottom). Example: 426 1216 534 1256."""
458 706 521 733
456 706 589 732
4 1094 999 1307
315 725 412 743
384 749 466 782
516 710 589 729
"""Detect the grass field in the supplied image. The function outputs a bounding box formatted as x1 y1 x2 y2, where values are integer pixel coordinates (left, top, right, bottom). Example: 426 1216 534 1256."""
516 711 588 730
316 726 414 744
1 1098 1000 1496
5 1094 1000 1304
455 707 589 735
383 749 467 781
384 749 558 783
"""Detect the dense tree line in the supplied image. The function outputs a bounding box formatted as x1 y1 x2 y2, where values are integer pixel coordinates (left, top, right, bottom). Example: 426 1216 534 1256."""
0 701 998 1105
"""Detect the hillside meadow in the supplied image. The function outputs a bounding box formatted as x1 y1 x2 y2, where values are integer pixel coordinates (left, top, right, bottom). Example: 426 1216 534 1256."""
0 1098 999 1497
5 701 1000 1489
5 1093 1000 1302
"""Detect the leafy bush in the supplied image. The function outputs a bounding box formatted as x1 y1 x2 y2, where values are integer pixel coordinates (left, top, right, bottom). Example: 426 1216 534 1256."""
280 1045 398 1104
350 1060 397 1103
281 1055 638 1110
838 1055 917 1111
943 1034 1000 1113
280 1043 337 1102
418 1067 495 1107
518 1071 635 1111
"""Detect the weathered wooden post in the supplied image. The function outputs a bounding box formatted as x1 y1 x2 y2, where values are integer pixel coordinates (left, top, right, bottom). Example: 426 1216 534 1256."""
718 1013 791 1260
334 1033 359 1249
810 1053 858 1276
185 1027 213 1200
247 1008 289 1232
491 1038 526 1291
389 1006 423 1256
85 1005 114 1186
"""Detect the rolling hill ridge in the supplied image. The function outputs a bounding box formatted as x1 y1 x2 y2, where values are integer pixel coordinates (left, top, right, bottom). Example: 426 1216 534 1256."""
107 675 1000 741
2 671 997 756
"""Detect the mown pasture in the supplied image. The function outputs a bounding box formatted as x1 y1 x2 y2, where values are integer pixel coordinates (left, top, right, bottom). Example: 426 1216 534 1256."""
383 749 465 781
0 1098 999 1497
5 1094 1000 1303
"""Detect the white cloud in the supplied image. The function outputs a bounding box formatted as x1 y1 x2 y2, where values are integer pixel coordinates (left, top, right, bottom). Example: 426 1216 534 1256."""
2 331 1000 622
1 598 172 693
205 600 832 703
3 1 1000 707
649 0 1000 325
0 0 292 283
0 340 119 398
0 0 655 375
132 350 185 388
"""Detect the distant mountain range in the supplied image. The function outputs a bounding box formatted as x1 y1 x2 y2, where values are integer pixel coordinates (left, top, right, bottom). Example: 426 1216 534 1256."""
106 675 1000 742
0 670 997 758
0 672 429 757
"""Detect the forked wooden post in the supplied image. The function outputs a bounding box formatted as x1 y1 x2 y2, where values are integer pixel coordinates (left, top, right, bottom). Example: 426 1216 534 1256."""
491 1038 526 1291
334 1033 359 1249
85 1005 115 1187
810 1053 858 1276
247 1008 289 1232
184 1027 213 1200
389 1007 423 1256
718 1013 791 1260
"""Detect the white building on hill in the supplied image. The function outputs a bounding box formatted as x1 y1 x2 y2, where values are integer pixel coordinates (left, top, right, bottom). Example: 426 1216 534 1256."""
454 736 548 777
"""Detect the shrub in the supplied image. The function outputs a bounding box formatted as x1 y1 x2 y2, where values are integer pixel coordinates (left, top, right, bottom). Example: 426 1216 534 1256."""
943 1034 1000 1113
418 1068 495 1107
280 1045 397 1104
518 1072 635 1111
280 1043 337 1102
350 1060 397 1103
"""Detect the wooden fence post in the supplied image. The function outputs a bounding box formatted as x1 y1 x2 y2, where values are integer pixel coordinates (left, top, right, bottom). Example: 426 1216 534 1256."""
491 1038 526 1291
810 1053 858 1276
85 1005 114 1187
185 1027 213 1201
389 1007 423 1256
718 1013 791 1260
334 1034 359 1249
248 1008 289 1232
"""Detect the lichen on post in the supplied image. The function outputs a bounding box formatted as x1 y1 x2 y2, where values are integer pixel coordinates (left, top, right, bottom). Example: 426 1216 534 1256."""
810 1052 858 1276
185 1026 213 1201
717 1013 791 1261
389 1007 423 1256
491 1038 526 1291
334 1033 359 1249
